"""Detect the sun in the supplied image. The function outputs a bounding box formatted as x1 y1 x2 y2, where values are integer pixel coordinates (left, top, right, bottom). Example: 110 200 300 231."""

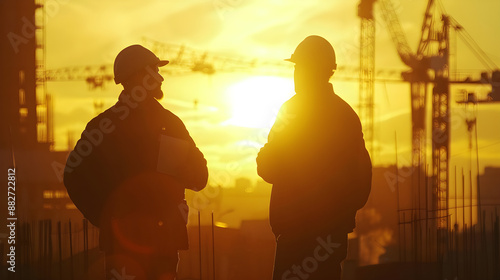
225 76 294 129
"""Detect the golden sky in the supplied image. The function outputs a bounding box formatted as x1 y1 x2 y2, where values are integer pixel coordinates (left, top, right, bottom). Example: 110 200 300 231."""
45 0 500 184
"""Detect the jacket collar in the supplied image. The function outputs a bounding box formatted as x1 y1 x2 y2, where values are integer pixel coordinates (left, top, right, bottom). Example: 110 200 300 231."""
295 82 334 98
118 90 161 109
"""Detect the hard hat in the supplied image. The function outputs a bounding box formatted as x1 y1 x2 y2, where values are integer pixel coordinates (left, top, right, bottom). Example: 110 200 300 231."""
114 45 169 84
285 35 337 71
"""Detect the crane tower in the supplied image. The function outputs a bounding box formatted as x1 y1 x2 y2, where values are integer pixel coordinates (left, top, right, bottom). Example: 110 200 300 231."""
358 0 376 159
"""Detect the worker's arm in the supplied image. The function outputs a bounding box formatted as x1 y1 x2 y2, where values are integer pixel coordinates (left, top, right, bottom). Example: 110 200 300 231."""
257 101 300 183
64 118 114 227
167 116 208 191
176 143 208 191
256 143 279 184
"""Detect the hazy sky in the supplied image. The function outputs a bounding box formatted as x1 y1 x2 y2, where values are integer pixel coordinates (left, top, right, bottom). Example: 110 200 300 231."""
45 0 500 183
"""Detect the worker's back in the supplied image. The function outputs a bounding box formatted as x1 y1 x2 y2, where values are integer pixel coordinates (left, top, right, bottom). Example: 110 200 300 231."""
258 83 372 237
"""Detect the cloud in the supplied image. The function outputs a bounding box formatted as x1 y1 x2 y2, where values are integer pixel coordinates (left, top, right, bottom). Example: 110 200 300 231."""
153 1 224 46
250 22 300 49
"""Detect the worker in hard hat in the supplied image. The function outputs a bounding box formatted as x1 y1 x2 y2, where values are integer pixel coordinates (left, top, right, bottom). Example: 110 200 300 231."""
257 35 372 280
64 45 208 280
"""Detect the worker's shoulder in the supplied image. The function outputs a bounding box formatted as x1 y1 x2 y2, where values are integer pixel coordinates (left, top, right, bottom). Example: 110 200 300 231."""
331 92 359 118
154 102 186 126
145 101 191 136
327 92 362 129
84 105 116 130
279 94 302 111
85 100 186 130
82 100 134 132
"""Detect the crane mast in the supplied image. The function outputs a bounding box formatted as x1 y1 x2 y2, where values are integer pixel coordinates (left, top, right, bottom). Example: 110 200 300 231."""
430 14 451 250
358 0 376 159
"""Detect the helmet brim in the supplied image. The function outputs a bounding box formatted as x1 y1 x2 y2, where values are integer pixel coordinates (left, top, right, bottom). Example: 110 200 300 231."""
158 60 170 67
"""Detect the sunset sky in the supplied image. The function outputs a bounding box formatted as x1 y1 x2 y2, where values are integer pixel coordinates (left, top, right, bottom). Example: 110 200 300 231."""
45 0 500 185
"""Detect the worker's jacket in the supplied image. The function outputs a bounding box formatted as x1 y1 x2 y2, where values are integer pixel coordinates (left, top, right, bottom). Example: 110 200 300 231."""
64 90 208 253
257 83 372 237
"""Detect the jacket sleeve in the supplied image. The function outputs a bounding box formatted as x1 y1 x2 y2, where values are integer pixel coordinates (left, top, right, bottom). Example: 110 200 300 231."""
256 102 298 183
256 137 285 184
176 143 208 191
169 117 208 191
63 121 113 227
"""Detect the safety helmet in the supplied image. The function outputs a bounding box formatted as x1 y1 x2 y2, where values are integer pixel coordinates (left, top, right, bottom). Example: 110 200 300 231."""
285 35 337 71
113 45 169 84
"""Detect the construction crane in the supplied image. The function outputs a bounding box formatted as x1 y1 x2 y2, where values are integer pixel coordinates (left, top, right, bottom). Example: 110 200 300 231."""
381 0 498 227
43 65 114 89
359 0 499 265
44 37 404 91
42 40 287 90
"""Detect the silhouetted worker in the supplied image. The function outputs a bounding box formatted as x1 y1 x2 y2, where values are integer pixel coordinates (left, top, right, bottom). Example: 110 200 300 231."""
63 45 208 280
257 35 372 280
